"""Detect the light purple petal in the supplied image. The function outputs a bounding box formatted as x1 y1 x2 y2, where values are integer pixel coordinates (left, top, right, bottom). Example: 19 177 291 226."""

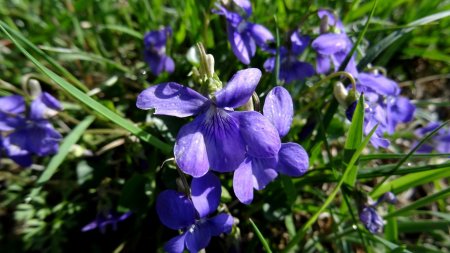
263 86 293 137
0 95 25 115
316 54 331 74
233 158 254 204
164 56 175 73
207 213 234 236
156 190 196 230
185 223 212 253
234 111 281 158
263 57 275 72
290 32 309 55
30 92 61 120
227 24 255 65
136 82 208 118
164 233 187 253
202 108 246 173
312 34 348 55
191 172 222 218
81 220 98 232
174 114 210 177
248 23 274 47
251 157 278 190
318 9 344 31
358 73 400 96
276 143 309 177
215 68 261 108
233 0 252 16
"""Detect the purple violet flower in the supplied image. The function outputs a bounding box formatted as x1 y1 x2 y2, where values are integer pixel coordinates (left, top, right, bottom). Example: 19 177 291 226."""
0 93 62 167
312 9 358 77
144 27 175 76
359 206 384 233
415 122 450 153
157 172 234 253
136 68 281 178
214 1 274 64
82 211 132 234
264 31 315 84
233 86 309 204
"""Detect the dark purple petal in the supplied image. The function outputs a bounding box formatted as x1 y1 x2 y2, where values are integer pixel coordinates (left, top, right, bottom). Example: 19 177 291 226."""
207 213 234 236
137 82 208 118
2 136 32 167
263 57 275 72
248 23 274 47
263 86 293 137
415 122 440 137
191 172 222 218
358 73 400 96
24 121 62 156
144 52 165 76
233 111 281 158
174 114 210 177
202 108 246 173
227 24 255 65
215 68 261 108
312 34 348 55
360 206 384 233
251 157 278 190
389 97 415 123
0 113 25 131
276 143 309 177
290 32 309 55
118 211 132 221
164 233 187 253
0 95 25 115
185 223 212 253
280 60 315 84
144 27 171 51
233 0 252 16
156 190 196 230
233 158 254 204
318 9 344 31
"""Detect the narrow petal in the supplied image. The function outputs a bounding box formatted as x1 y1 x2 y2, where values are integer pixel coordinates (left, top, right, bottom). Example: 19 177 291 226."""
290 32 309 55
234 111 281 158
227 24 255 65
263 86 293 137
233 159 254 204
81 220 98 232
136 82 208 118
156 190 196 230
164 56 175 73
174 114 210 177
276 143 309 177
316 54 331 74
248 23 274 47
191 172 222 218
164 233 187 253
312 34 348 55
202 108 246 173
215 68 261 108
185 223 211 253
251 157 278 190
207 213 234 236
233 0 252 16
0 95 25 115
263 57 275 72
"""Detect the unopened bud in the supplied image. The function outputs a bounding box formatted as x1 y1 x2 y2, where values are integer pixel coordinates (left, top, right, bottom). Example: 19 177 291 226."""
333 81 349 107
28 79 42 99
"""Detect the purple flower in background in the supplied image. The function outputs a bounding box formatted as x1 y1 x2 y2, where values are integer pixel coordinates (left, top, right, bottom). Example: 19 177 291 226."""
357 73 400 98
157 172 234 253
0 93 62 167
415 122 450 153
137 68 281 178
233 86 309 204
264 32 315 84
144 27 175 76
82 211 132 233
359 206 384 233
312 9 358 76
214 1 274 64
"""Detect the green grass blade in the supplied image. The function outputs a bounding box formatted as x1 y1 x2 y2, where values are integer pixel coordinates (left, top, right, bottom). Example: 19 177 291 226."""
283 124 379 253
98 24 143 39
27 115 95 200
249 218 273 253
357 10 450 70
360 153 450 160
384 187 450 219
0 22 172 155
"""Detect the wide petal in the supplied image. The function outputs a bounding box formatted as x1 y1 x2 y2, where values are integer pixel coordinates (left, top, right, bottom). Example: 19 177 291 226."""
185 223 212 253
312 33 348 55
263 86 293 137
24 121 62 156
227 24 255 65
276 143 309 177
30 92 62 120
233 111 281 158
136 82 208 118
207 213 234 236
174 114 210 177
233 158 254 204
215 68 261 109
2 136 32 167
191 172 222 218
281 60 315 84
233 0 252 16
248 23 274 48
164 233 187 253
358 73 400 96
156 190 196 230
251 157 278 190
202 108 246 173
0 95 25 115
164 56 175 73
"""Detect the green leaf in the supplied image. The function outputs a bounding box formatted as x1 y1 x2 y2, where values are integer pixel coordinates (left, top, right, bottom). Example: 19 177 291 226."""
249 218 272 253
28 115 95 201
343 94 365 186
0 22 172 155
119 174 149 211
358 10 450 70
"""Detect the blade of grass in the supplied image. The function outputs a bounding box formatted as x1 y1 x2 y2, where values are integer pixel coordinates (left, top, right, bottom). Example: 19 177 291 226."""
27 115 95 201
0 23 172 155
360 153 450 160
249 218 272 253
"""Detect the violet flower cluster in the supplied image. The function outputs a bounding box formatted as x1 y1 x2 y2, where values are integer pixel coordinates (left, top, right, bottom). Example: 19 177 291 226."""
415 122 450 153
144 27 175 76
359 192 397 233
0 92 62 167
